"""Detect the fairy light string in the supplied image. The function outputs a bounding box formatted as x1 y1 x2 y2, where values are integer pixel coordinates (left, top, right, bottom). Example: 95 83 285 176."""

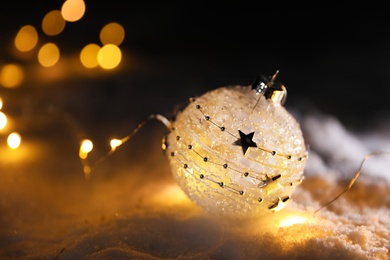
79 74 311 218
314 151 390 214
77 74 389 219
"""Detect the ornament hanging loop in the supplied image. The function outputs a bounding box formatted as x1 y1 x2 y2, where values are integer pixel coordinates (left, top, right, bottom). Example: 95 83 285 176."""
251 70 287 113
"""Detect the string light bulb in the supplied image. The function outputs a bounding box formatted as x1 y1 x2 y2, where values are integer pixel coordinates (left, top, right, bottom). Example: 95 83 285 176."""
7 132 21 149
79 139 93 159
0 112 7 130
110 139 122 151
79 139 93 178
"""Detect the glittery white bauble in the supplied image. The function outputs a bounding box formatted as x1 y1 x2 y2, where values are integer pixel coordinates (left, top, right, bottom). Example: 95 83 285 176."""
164 84 307 219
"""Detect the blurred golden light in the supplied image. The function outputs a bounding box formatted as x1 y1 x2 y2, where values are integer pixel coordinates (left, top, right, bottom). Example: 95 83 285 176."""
37 43 60 67
83 165 91 176
14 25 38 52
0 64 24 88
79 139 93 159
97 44 122 70
100 22 125 46
80 43 100 68
154 184 191 206
7 132 21 149
42 10 66 36
278 215 307 228
0 112 7 130
110 139 122 151
61 0 86 22
0 97 3 110
80 139 93 153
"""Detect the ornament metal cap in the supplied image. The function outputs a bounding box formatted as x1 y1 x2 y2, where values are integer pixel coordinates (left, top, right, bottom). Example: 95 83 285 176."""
251 70 287 105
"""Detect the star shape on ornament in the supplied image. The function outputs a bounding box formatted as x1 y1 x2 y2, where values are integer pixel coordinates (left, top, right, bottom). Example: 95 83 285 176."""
233 130 257 155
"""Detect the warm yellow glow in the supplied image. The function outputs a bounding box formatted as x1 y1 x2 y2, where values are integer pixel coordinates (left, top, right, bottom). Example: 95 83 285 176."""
269 198 288 213
153 184 192 206
7 132 21 149
0 64 24 88
83 165 91 175
42 10 66 36
79 139 93 159
110 139 122 151
100 22 125 46
0 97 3 110
278 215 307 228
80 139 93 153
80 43 100 68
14 25 38 52
79 152 88 159
97 44 122 70
0 112 7 130
61 0 86 22
38 43 60 67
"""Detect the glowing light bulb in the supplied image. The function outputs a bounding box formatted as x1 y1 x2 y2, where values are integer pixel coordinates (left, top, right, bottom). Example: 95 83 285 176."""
0 64 24 88
0 111 7 130
79 139 93 159
14 25 38 52
42 10 66 36
61 0 86 22
97 44 122 70
100 22 125 46
110 139 122 151
38 43 60 67
7 132 21 149
80 43 100 69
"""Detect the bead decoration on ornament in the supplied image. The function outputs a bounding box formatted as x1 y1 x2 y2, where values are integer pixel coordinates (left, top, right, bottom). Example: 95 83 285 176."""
162 71 308 219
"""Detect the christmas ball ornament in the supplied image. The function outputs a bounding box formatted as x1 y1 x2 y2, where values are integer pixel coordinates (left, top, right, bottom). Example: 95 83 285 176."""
163 72 308 219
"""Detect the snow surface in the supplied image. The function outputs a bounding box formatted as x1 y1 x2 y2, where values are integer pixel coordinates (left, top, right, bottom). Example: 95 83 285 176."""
0 112 389 260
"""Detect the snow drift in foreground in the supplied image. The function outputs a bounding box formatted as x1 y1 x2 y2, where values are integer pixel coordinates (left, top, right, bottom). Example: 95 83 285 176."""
0 112 389 260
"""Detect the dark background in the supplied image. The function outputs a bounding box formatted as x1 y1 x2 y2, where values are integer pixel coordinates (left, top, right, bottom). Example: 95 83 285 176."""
1 4 390 258
1 3 390 138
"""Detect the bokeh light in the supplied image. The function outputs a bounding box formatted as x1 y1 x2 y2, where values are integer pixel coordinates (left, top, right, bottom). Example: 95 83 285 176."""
14 25 38 52
42 10 66 36
100 22 125 46
80 43 100 69
7 132 21 149
79 139 93 159
0 97 3 110
278 215 307 228
97 44 122 70
0 112 7 130
110 138 122 151
61 0 86 22
37 43 60 67
0 64 24 88
80 139 93 153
